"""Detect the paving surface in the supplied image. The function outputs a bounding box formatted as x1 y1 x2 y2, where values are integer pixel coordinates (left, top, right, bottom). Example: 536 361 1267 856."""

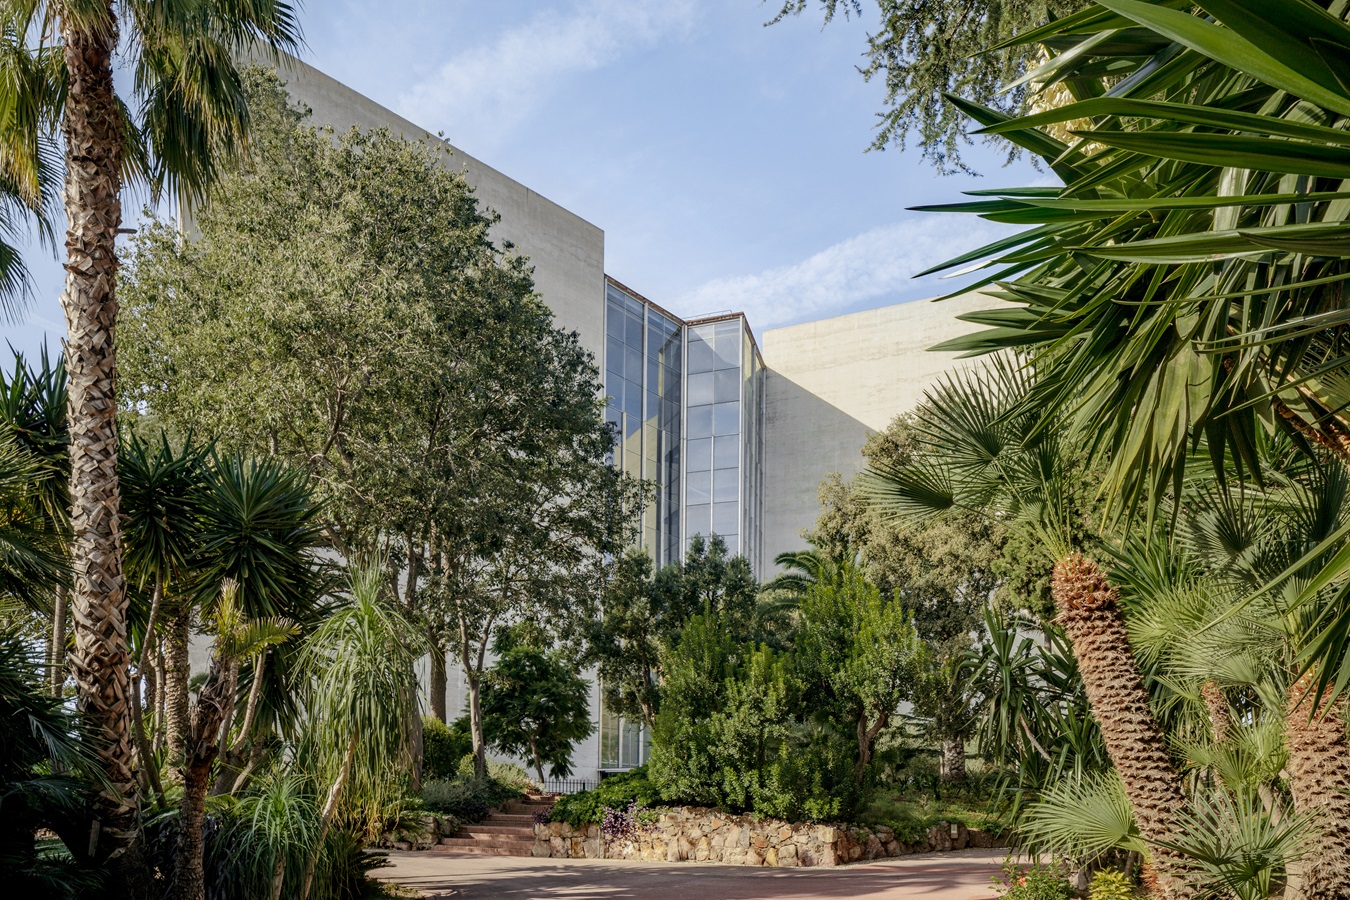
377 847 1006 899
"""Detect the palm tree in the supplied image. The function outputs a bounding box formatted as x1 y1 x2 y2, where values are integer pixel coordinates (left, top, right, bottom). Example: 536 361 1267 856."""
0 349 68 691
861 354 1196 899
172 579 296 900
0 1 302 863
120 433 210 791
296 561 423 900
913 0 1350 697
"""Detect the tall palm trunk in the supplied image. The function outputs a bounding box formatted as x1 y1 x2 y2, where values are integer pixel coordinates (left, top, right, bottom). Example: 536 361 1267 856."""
58 0 136 863
1284 672 1350 900
1052 554 1195 900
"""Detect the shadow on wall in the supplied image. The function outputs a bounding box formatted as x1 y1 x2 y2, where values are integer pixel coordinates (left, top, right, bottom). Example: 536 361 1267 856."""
761 372 870 576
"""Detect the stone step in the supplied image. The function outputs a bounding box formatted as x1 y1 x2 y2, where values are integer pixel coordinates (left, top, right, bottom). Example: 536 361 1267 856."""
461 824 535 836
437 836 535 856
483 813 537 825
431 843 534 857
454 832 534 844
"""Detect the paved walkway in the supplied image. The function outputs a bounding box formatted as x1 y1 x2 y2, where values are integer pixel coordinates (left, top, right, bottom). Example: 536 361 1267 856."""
377 847 1006 899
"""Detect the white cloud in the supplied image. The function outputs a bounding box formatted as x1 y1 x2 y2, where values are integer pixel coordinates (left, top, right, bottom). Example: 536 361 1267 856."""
675 217 1010 330
397 0 698 145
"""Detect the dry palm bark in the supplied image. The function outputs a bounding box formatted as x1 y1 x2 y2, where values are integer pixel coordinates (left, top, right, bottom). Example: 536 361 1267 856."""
58 0 136 862
1052 554 1195 900
1284 672 1350 900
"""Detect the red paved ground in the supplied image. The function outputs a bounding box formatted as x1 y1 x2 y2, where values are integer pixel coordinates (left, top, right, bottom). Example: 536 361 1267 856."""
377 847 1005 899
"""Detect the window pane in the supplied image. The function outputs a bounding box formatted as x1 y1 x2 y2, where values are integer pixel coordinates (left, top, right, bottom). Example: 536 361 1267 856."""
688 405 713 439
625 311 643 347
687 370 714 406
713 402 740 436
713 435 738 469
686 437 712 471
714 467 738 503
687 470 711 504
688 335 716 372
607 336 625 379
715 368 740 403
713 501 739 537
686 503 710 537
625 346 643 384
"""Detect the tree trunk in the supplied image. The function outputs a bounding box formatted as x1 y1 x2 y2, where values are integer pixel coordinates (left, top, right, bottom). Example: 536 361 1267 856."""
429 636 447 722
59 0 137 868
171 651 236 900
299 733 358 900
939 737 966 784
1201 680 1230 744
214 653 267 795
50 584 68 695
1051 554 1195 900
853 710 887 786
153 645 167 755
1284 672 1350 900
164 604 192 779
467 669 486 778
530 735 545 788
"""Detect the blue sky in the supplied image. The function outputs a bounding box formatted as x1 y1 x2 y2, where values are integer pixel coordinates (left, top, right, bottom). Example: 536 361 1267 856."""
5 0 1039 358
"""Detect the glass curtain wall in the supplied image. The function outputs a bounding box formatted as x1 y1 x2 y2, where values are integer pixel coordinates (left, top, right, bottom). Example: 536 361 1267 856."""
601 282 679 769
684 318 744 553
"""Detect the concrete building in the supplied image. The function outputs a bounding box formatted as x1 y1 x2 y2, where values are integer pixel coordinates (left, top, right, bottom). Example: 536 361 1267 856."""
261 55 992 783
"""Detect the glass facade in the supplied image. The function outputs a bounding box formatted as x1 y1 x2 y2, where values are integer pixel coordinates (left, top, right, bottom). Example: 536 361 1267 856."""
681 316 764 569
604 282 683 566
599 287 766 769
599 704 649 769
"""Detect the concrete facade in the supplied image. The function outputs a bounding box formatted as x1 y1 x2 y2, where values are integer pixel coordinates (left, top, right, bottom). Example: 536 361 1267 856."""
758 292 996 565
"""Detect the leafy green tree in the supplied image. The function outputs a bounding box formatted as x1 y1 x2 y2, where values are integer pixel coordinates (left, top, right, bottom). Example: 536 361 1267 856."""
481 634 594 786
0 4 300 863
795 562 922 786
813 415 1012 781
119 72 637 777
586 549 688 729
770 0 1084 172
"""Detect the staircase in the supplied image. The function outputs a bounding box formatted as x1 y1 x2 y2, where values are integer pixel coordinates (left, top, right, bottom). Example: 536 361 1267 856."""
435 794 555 857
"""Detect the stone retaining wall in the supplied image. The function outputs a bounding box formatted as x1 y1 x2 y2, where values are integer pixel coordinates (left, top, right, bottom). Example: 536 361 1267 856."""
532 806 1008 867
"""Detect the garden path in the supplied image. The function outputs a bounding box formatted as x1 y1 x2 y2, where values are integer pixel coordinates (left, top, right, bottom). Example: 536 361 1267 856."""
378 846 1005 899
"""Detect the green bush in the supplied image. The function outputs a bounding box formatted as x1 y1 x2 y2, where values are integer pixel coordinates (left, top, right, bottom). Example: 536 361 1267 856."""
420 776 524 824
453 753 537 790
1089 869 1138 900
549 767 662 826
993 859 1075 900
422 716 472 781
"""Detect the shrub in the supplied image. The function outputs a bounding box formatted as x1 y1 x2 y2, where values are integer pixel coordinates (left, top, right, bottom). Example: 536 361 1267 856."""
1089 869 1138 900
420 776 524 824
454 753 537 790
549 767 662 826
993 859 1075 900
422 716 472 781
599 800 661 845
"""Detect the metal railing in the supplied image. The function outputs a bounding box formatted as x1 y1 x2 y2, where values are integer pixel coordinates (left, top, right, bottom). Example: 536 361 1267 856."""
539 777 597 795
